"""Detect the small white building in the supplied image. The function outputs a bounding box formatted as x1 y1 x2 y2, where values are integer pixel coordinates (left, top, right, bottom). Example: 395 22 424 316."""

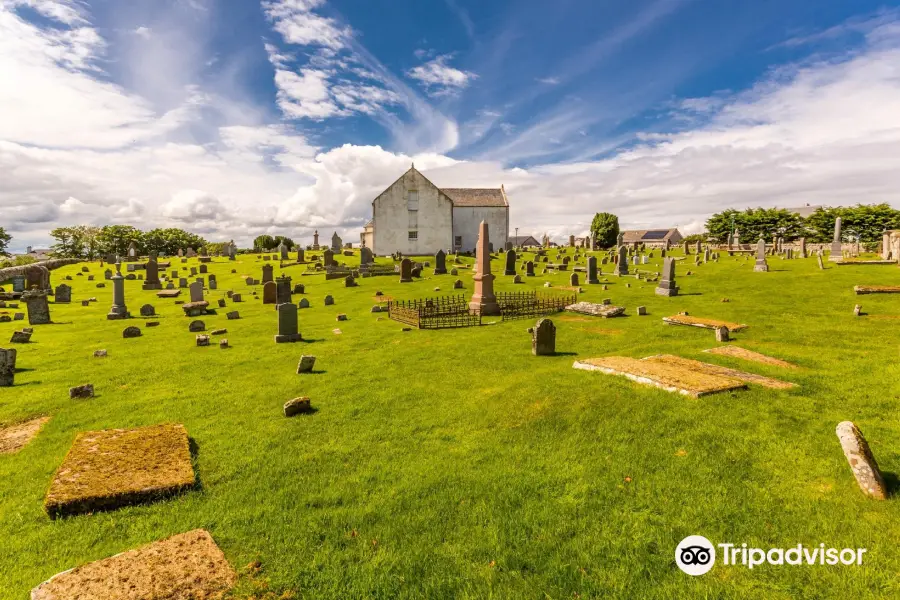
365 166 509 255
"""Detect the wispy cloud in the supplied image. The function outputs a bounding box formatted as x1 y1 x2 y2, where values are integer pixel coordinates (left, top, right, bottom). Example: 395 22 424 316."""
444 0 475 41
535 76 560 85
407 54 476 96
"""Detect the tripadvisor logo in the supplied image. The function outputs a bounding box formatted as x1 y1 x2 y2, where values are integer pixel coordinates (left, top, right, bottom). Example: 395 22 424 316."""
675 536 868 575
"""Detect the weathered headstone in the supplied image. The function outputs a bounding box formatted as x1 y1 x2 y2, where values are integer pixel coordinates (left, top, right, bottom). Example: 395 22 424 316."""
829 217 843 262
54 284 72 303
399 258 413 283
753 238 769 272
655 257 679 297
275 303 302 343
284 397 312 417
525 261 535 277
297 355 316 374
531 318 556 356
0 348 15 387
835 421 887 499
22 290 51 325
140 304 155 317
614 246 629 276
262 281 277 304
715 326 730 342
504 249 517 276
433 249 447 275
586 256 599 284
262 264 274 284
143 259 162 290
122 326 142 338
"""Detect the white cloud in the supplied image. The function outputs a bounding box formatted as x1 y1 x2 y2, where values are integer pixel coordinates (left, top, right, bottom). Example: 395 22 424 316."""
273 68 342 119
406 54 476 96
263 0 350 50
133 26 152 39
535 76 560 85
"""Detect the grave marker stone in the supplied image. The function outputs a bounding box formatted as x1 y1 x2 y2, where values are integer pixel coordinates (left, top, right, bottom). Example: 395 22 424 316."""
275 303 302 343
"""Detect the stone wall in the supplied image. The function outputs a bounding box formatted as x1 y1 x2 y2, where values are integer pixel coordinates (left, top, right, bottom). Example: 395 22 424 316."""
452 206 509 254
0 258 81 285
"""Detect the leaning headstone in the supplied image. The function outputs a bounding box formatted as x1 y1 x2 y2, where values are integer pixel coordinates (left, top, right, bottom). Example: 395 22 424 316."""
54 284 72 303
0 348 16 387
715 326 730 342
10 330 31 344
297 355 316 374
835 421 887 499
817 254 825 270
531 318 556 356
226 311 240 320
275 303 302 343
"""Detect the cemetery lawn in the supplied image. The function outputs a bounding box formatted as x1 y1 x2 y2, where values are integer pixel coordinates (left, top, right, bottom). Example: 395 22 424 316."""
2 250 900 599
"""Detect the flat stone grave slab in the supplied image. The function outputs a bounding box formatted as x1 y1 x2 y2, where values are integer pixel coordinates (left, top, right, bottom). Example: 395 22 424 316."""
181 301 209 317
0 416 50 454
574 356 746 397
565 302 625 318
663 315 748 331
30 529 235 600
643 355 795 390
703 346 798 369
854 285 900 295
156 289 181 298
44 423 195 518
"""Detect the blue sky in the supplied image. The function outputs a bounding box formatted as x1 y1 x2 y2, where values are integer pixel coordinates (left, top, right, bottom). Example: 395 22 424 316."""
2 0 899 250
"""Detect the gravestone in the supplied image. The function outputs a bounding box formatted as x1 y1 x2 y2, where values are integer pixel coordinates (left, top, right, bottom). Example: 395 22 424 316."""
817 254 825 270
23 290 51 324
331 232 342 252
298 298 310 308
262 264 274 284
753 238 769 272
284 397 312 416
263 281 277 304
189 320 205 332
208 276 217 290
469 221 500 315
324 295 334 306
279 242 289 261
226 311 240 320
275 276 292 305
323 249 334 267
655 257 679 297
25 265 50 291
189 281 204 303
570 273 579 286
0 348 15 387
836 421 886 499
399 258 413 283
140 304 155 317
433 249 447 275
55 284 72 303
715 326 730 342
525 261 535 277
531 318 556 356
179 278 188 288
199 264 208 274
122 326 141 338
275 303 302 343
614 246 629 276
297 248 305 263
297 355 316 374
829 217 843 261
504 249 516 276
587 256 599 284
143 259 162 290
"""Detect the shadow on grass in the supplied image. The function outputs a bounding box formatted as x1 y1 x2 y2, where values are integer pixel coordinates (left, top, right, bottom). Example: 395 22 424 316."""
552 352 579 357
14 367 36 373
882 471 900 497
13 381 42 386
188 437 205 493
300 338 325 344
678 292 703 296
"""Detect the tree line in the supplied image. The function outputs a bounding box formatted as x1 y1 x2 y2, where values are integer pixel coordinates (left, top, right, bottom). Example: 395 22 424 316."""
706 204 900 245
47 225 210 259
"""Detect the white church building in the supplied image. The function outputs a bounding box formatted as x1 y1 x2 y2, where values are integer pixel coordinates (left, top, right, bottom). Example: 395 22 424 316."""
362 166 509 255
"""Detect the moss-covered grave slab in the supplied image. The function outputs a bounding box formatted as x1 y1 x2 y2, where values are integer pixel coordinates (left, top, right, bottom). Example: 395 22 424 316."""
663 315 748 331
643 355 796 390
854 285 900 295
30 529 235 600
573 356 746 397
0 416 50 454
44 423 195 518
565 302 625 318
703 346 798 369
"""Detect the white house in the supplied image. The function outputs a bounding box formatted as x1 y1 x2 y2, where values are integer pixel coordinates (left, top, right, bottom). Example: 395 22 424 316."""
364 166 509 255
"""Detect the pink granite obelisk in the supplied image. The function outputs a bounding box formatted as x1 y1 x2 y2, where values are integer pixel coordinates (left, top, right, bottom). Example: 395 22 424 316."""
469 221 500 316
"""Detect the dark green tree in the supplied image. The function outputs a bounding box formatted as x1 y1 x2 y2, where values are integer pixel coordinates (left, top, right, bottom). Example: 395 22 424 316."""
0 227 11 257
273 236 295 250
254 235 277 251
805 204 900 243
705 208 805 243
590 213 619 248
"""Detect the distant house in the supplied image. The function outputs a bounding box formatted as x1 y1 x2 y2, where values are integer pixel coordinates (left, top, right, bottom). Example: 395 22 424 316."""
621 229 683 248
20 247 52 260
509 235 540 247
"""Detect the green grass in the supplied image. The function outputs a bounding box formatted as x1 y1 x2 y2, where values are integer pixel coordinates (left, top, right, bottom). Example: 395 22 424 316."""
2 248 900 599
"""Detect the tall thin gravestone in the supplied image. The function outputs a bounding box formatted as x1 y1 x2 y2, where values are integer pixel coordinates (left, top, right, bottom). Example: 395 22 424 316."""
399 258 413 283
587 256 599 284
753 238 769 272
469 221 500 315
504 249 516 276
106 260 129 319
830 217 843 262
655 257 679 296
0 348 16 387
614 245 629 276
433 249 447 275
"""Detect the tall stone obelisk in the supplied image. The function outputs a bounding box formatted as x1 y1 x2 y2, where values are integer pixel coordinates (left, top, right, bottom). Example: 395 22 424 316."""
829 217 843 262
469 221 500 316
